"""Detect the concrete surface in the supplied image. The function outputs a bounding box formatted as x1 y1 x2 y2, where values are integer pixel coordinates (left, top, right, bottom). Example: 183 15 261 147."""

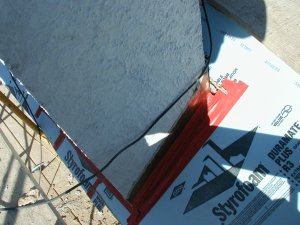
209 0 300 73
0 0 205 197
0 116 64 224
0 136 64 225
1 0 299 200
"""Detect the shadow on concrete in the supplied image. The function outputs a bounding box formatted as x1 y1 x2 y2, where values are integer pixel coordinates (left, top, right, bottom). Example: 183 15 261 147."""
203 0 267 65
0 90 65 224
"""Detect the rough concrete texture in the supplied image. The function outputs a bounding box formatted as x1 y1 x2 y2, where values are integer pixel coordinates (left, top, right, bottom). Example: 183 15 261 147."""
0 0 205 196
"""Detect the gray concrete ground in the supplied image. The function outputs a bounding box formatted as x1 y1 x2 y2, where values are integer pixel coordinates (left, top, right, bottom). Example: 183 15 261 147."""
0 86 64 224
0 133 64 225
0 85 118 225
209 0 300 73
